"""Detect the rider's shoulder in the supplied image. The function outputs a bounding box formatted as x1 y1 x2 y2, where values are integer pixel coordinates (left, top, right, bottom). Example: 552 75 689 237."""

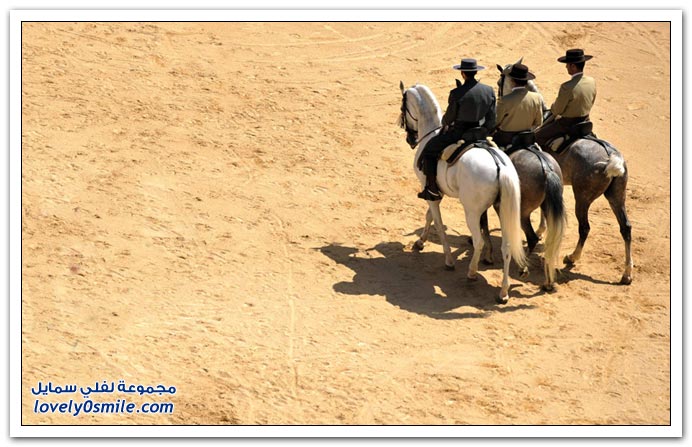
479 82 495 93
449 79 463 94
474 82 496 98
581 75 596 85
526 90 543 100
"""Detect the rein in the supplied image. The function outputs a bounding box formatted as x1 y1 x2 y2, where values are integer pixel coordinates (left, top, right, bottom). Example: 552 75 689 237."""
405 107 418 123
411 126 442 149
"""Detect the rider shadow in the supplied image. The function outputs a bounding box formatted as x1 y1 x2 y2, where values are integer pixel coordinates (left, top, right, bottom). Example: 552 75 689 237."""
318 237 536 320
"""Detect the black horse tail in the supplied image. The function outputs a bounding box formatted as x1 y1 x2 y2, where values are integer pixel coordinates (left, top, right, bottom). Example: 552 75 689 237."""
541 169 567 286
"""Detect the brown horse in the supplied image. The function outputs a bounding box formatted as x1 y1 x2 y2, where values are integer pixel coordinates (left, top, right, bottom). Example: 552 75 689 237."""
497 59 633 285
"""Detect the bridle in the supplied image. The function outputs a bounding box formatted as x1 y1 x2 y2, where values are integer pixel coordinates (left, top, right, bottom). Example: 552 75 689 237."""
498 71 506 98
402 91 418 124
400 91 441 149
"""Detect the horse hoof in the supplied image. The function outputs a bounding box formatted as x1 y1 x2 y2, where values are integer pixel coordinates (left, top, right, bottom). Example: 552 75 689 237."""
563 255 575 266
496 295 508 304
467 272 478 281
413 240 425 251
542 283 555 292
520 267 529 279
445 263 455 271
620 275 632 285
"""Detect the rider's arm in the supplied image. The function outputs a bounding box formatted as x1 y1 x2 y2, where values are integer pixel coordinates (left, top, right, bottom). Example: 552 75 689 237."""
441 91 458 129
532 97 543 129
550 83 572 117
495 96 507 130
483 93 497 132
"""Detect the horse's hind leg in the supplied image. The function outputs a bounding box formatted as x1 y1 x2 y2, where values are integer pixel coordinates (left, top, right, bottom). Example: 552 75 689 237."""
564 198 592 265
465 208 485 280
605 175 633 284
414 208 433 250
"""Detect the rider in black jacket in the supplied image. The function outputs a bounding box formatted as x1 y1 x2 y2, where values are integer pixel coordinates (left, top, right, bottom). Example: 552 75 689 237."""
418 58 496 201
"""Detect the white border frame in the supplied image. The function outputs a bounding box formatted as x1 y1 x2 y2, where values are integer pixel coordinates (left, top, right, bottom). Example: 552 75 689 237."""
9 8 682 438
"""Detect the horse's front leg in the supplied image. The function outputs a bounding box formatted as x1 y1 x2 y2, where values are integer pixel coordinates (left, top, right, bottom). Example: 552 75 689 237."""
413 208 433 251
428 201 455 270
480 210 493 264
519 213 539 280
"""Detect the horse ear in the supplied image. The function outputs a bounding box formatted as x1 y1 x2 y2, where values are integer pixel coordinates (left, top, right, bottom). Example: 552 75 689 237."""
399 80 405 94
496 64 503 73
455 79 462 88
515 56 524 65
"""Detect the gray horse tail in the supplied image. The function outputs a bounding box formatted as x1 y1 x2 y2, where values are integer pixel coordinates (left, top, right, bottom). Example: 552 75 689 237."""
542 169 567 286
604 151 626 178
592 143 626 178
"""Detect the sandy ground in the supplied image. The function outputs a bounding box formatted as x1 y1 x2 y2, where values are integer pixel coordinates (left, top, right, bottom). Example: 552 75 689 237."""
21 22 670 425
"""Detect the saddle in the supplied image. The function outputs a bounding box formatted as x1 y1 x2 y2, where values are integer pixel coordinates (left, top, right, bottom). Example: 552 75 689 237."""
440 127 498 166
461 126 488 143
503 130 537 155
546 120 594 154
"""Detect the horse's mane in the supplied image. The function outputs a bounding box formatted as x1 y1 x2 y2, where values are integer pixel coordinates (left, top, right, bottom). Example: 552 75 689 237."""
527 80 540 94
412 84 442 125
398 83 442 129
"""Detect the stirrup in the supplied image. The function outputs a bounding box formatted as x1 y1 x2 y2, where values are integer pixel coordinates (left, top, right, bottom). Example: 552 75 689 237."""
417 187 442 201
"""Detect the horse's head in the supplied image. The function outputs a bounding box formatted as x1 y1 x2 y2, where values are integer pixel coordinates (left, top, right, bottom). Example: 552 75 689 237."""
398 82 442 149
496 57 523 97
399 81 419 148
496 57 549 112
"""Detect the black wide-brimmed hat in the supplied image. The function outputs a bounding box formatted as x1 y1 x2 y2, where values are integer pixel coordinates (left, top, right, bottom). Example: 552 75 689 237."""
452 58 486 71
507 63 536 81
557 48 593 64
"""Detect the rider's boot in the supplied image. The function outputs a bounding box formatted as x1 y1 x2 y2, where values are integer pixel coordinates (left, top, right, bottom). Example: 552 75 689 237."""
418 174 442 201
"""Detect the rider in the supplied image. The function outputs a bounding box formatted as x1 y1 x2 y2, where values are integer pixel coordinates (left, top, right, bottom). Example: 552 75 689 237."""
417 58 496 201
493 63 543 148
535 49 596 149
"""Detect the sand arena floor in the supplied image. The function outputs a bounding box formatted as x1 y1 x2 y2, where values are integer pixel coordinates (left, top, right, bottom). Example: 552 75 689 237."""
21 21 670 425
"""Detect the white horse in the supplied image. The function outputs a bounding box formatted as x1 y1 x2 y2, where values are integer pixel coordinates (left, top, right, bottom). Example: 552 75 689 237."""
399 82 526 303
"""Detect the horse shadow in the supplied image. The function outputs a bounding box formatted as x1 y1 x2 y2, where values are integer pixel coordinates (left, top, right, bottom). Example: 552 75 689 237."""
559 263 621 286
403 225 566 298
417 224 616 292
318 232 538 320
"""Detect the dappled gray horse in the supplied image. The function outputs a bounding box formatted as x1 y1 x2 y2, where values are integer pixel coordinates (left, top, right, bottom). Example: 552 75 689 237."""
497 59 633 285
484 146 567 291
